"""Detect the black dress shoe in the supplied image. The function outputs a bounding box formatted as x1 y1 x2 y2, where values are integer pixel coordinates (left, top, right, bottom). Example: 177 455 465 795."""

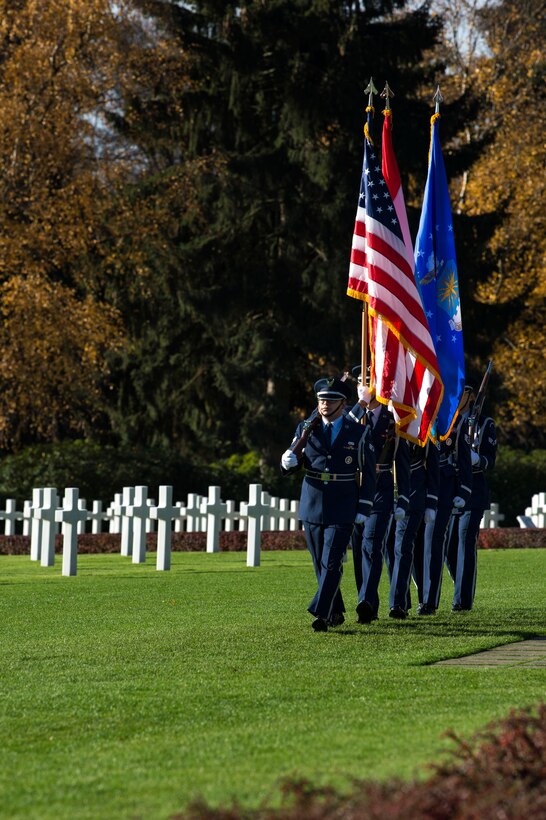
452 603 471 612
328 613 345 627
389 607 408 620
356 600 375 624
417 603 436 616
312 618 328 632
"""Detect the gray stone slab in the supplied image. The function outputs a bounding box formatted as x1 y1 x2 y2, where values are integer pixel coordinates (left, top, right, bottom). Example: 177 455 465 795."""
435 637 546 668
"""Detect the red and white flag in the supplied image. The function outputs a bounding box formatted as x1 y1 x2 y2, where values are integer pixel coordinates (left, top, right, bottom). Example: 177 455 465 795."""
347 109 443 444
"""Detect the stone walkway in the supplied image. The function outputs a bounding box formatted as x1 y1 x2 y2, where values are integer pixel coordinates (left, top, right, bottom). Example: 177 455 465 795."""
435 637 546 667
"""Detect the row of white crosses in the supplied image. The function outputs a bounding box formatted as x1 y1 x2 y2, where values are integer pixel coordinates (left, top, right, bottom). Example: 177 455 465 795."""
22 484 301 576
521 492 546 528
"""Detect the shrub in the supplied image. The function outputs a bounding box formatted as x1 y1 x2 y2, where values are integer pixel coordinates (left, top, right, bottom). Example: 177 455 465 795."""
0 530 308 555
3 528 545 556
478 528 546 549
176 703 546 818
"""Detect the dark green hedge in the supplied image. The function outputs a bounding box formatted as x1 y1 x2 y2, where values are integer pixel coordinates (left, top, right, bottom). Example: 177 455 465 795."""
0 441 301 508
0 441 544 528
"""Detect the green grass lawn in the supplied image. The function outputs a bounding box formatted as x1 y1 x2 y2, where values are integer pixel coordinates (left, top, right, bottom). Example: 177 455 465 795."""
0 548 544 819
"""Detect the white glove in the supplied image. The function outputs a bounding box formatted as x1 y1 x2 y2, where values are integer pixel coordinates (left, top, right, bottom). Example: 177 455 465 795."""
471 450 480 466
424 508 436 524
452 496 465 510
393 506 405 522
357 384 373 403
355 512 367 525
281 450 298 470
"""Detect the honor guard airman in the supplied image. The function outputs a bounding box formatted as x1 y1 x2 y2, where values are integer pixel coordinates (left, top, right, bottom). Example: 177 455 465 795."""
280 377 376 632
445 386 497 610
389 438 440 618
352 392 411 625
347 365 393 595
413 395 473 615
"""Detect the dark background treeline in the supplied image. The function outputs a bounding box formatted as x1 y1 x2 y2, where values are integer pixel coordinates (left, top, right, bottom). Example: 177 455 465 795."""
0 0 543 522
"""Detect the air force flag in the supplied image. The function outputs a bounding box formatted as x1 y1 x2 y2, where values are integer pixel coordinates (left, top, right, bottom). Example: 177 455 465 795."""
414 113 465 440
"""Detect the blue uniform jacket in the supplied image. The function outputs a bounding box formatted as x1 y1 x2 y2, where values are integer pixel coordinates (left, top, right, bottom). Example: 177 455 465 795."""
408 441 440 513
283 416 376 525
349 402 410 512
437 414 473 509
373 429 411 514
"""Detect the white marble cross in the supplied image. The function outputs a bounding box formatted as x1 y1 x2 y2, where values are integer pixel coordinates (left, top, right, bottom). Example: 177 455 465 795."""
56 488 88 577
173 501 186 532
120 487 135 556
108 493 122 534
149 485 177 571
185 493 204 532
127 485 149 564
0 499 21 536
88 500 105 534
37 488 58 567
30 488 44 561
23 500 32 536
245 483 272 567
204 486 227 554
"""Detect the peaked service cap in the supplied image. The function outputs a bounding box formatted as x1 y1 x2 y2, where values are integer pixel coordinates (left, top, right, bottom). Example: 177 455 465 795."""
314 377 352 401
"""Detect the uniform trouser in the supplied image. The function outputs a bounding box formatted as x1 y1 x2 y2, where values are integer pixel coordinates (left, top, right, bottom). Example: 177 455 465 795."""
446 508 482 608
444 513 458 582
422 505 452 609
350 521 365 592
304 522 353 620
383 519 396 581
412 518 426 603
390 511 423 610
357 509 393 616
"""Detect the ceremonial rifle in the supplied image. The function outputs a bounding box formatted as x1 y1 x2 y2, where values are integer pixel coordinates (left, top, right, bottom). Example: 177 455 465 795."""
468 359 493 445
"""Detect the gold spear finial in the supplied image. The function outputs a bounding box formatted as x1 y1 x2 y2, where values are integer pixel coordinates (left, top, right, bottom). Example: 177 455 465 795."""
380 81 394 111
364 77 378 108
433 85 444 114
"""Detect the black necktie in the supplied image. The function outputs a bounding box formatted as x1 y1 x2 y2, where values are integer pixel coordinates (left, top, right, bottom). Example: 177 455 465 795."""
325 423 332 448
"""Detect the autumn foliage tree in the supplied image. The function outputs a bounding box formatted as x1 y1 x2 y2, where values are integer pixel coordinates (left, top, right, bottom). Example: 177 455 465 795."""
461 0 546 446
0 0 128 447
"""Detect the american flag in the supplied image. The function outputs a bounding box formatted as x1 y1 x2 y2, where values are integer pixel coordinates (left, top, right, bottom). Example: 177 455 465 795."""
347 109 443 445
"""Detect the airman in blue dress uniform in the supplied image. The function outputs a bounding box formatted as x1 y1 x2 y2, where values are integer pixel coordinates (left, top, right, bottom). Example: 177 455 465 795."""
281 377 376 632
347 365 393 595
353 397 411 625
388 439 440 618
413 393 473 615
445 387 497 610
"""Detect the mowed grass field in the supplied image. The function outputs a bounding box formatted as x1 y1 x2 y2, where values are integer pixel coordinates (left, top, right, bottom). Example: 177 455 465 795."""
0 548 545 819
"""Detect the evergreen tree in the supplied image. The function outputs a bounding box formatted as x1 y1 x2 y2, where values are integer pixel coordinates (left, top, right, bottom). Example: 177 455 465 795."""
105 0 442 464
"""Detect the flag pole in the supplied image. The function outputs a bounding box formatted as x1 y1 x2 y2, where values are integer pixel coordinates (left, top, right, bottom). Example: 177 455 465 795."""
361 77 377 382
361 302 368 381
